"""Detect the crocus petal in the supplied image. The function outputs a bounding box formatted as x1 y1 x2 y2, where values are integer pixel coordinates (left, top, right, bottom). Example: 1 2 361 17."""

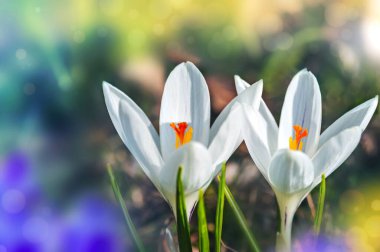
159 142 213 218
234 76 278 153
234 75 251 94
258 99 279 155
208 79 263 172
208 103 242 174
242 104 273 180
311 127 362 187
278 70 322 156
233 76 263 110
319 96 378 147
118 100 164 185
103 82 160 148
159 62 210 161
268 149 314 194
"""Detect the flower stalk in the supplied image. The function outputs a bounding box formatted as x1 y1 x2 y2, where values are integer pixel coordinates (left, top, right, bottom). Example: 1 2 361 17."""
224 184 261 252
107 165 146 252
313 174 326 235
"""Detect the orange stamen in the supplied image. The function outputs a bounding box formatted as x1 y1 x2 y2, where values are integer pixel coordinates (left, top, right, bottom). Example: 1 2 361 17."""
289 125 308 151
170 122 193 149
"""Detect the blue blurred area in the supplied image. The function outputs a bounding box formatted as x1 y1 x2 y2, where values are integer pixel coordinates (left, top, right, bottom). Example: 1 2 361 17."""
0 151 130 252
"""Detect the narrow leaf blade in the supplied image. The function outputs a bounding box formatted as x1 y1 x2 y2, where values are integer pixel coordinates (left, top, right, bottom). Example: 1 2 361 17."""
224 184 261 252
107 165 146 252
197 190 210 252
314 173 326 235
176 167 192 252
215 163 226 252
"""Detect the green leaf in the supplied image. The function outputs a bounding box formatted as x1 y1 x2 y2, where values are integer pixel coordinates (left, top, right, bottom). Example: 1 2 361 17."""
314 173 326 235
215 163 226 252
224 185 261 252
107 165 146 252
176 167 192 252
197 190 210 252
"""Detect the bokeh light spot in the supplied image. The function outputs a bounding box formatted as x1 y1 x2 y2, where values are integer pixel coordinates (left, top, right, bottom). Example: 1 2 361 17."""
97 27 108 37
365 215 380 238
223 26 238 41
24 83 36 95
371 200 380 211
16 49 27 60
340 190 365 214
98 0 125 16
153 24 165 36
23 217 50 242
150 1 172 19
73 31 85 44
362 20 380 61
263 32 293 51
128 29 146 46
128 9 139 19
208 33 229 59
1 189 26 214
131 187 143 208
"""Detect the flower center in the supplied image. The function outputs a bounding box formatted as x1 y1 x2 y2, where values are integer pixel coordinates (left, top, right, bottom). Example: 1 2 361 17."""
289 125 308 151
170 122 193 149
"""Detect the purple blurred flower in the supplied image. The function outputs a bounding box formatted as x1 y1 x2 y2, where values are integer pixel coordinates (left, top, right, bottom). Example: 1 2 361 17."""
0 151 54 252
0 151 40 202
1 152 132 252
57 194 131 252
294 231 349 252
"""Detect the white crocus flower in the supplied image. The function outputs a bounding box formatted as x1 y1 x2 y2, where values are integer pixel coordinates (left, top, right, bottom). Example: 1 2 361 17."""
103 62 263 219
236 69 378 251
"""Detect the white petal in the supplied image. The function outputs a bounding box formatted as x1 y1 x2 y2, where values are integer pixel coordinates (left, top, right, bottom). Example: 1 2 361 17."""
103 82 160 148
278 70 322 156
319 96 378 147
159 62 211 161
234 76 278 153
210 78 263 142
208 103 242 174
234 75 250 94
159 142 213 218
268 149 314 194
241 104 273 180
208 78 263 172
234 76 263 110
311 127 362 186
258 99 279 155
118 100 164 185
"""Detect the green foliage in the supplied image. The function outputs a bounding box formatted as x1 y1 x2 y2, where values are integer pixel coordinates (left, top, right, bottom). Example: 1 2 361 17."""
215 163 226 252
314 174 326 235
197 190 210 252
176 167 192 252
224 185 261 252
107 165 146 252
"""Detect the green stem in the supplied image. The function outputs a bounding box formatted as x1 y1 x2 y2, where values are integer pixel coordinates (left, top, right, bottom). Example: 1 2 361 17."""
176 167 192 252
215 163 226 252
107 165 146 252
314 174 326 235
224 185 261 252
276 203 295 252
198 190 210 252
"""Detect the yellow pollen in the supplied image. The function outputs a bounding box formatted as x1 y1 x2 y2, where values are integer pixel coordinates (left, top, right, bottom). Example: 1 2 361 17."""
170 122 193 149
289 125 308 151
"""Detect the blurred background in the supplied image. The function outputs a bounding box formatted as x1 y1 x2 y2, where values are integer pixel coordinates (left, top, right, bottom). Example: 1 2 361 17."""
1 0 380 251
